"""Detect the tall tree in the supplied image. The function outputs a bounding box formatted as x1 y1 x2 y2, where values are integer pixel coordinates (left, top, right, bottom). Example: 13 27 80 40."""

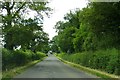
50 36 60 53
80 2 120 49
1 1 51 50
57 27 76 53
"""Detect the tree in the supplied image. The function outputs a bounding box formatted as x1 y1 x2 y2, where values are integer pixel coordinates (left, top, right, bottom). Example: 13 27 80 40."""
50 36 60 53
64 10 81 29
1 1 51 50
32 31 50 53
80 2 120 49
54 10 81 53
57 27 76 53
54 2 120 53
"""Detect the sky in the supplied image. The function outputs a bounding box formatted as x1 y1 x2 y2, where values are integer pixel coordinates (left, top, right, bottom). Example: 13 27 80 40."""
43 0 88 40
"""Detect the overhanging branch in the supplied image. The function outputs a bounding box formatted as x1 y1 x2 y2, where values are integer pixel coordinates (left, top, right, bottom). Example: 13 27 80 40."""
12 2 26 18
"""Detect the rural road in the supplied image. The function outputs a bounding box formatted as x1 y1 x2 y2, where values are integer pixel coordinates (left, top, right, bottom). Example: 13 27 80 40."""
14 55 98 79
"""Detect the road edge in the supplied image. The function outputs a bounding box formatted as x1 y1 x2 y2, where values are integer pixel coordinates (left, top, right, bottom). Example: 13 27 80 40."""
2 57 47 80
56 56 119 79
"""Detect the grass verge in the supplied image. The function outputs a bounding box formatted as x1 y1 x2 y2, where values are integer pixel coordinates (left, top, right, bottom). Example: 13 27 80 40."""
2 57 46 80
56 56 119 79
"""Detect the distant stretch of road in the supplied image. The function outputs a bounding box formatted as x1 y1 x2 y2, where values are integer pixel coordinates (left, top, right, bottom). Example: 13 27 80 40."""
14 55 98 78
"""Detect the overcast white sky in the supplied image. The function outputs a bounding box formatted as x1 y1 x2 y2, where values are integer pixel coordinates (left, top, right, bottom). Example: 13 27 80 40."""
43 0 88 40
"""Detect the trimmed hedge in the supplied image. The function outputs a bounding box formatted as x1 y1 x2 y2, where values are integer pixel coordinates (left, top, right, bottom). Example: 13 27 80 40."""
2 48 46 71
58 48 120 75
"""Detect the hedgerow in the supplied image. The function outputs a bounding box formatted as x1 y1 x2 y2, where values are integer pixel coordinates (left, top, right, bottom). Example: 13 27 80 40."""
2 48 46 71
58 48 120 75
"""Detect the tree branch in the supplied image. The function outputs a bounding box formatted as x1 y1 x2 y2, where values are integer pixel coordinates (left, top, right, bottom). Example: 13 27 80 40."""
10 2 15 10
12 2 26 18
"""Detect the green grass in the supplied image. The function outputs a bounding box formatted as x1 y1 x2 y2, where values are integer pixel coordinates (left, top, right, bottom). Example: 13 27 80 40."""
57 56 119 79
2 57 46 80
57 48 120 75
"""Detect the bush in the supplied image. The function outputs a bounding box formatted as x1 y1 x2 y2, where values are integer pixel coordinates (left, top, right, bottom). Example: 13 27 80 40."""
13 50 32 65
34 52 46 60
2 48 14 70
2 48 46 71
58 48 120 75
106 49 119 74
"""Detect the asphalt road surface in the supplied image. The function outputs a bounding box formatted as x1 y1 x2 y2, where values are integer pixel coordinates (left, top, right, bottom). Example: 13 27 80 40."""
14 55 98 78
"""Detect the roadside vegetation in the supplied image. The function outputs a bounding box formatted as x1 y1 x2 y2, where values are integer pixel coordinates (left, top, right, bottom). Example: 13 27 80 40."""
1 1 51 79
57 55 119 78
2 48 46 71
51 2 120 77
1 1 120 79
57 48 120 76
2 48 46 80
2 59 44 80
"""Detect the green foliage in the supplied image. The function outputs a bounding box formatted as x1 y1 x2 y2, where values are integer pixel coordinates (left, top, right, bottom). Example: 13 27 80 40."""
53 2 120 53
2 48 14 70
13 50 33 65
58 48 120 75
34 52 46 60
80 2 120 49
2 48 46 71
64 10 81 29
30 31 50 53
1 1 50 73
53 9 81 53
51 44 59 53
52 2 120 76
50 36 60 53
4 25 33 49
1 1 51 51
57 27 76 53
